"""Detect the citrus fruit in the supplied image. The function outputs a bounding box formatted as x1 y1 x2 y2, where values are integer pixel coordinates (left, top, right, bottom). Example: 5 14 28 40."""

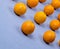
39 0 46 3
21 20 35 35
27 0 39 8
51 0 60 9
58 40 60 46
58 14 60 21
43 30 56 43
34 11 47 24
50 19 60 31
14 2 27 16
44 4 54 16
59 22 60 27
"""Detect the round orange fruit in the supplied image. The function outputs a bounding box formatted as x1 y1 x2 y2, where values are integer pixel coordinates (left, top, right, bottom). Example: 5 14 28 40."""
50 19 60 31
39 0 46 3
21 20 35 35
44 4 54 16
27 0 39 8
34 11 47 24
58 40 60 46
58 14 60 21
14 2 27 16
43 30 56 43
51 0 60 9
59 22 60 27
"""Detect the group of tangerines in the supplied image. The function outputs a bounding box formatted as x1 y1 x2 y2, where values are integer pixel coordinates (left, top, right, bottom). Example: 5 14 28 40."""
13 0 60 46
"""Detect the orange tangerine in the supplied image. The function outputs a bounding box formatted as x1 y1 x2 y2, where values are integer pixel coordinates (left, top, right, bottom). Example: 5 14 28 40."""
59 22 60 27
27 0 39 8
50 19 60 31
44 4 54 16
43 30 56 43
58 14 60 21
58 40 60 46
39 0 46 3
51 0 60 9
21 20 35 35
14 2 27 16
34 11 47 24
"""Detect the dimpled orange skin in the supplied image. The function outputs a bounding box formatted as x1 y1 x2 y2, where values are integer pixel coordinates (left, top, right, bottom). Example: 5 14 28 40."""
50 19 60 31
43 30 56 43
14 2 27 16
58 14 60 21
58 40 60 46
59 24 60 26
44 5 54 16
51 0 60 9
21 20 35 35
27 0 39 8
39 0 46 3
34 11 47 24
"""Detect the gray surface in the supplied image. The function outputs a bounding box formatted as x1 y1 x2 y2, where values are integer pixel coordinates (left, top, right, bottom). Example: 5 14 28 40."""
0 0 60 49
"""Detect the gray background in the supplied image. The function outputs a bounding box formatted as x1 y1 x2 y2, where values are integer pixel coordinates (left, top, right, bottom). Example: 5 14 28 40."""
0 0 60 49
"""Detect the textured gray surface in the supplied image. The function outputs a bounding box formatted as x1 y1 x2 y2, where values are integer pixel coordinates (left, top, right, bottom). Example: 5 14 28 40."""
0 0 60 49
